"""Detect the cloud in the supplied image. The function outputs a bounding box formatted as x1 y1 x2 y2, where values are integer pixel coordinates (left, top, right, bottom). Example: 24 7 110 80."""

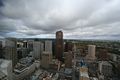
0 0 120 39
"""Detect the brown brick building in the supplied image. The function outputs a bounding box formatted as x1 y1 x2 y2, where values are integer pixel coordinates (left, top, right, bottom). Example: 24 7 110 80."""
55 31 63 61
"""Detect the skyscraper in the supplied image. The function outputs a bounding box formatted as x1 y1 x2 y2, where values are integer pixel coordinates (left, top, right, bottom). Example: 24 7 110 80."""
64 51 73 68
0 41 2 48
88 45 96 59
41 51 52 69
45 40 52 52
27 40 34 51
0 41 3 58
55 31 63 61
33 41 43 59
5 38 17 68
86 45 96 60
23 40 27 48
64 42 73 52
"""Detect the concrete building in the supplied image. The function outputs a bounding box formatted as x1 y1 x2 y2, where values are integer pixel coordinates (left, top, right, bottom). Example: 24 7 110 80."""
64 51 73 68
97 48 109 61
13 56 35 80
55 31 63 61
23 40 28 48
0 41 3 58
17 48 29 59
27 40 34 51
110 54 120 62
17 41 29 59
112 54 117 62
64 42 73 52
86 45 96 60
0 71 8 80
33 41 44 59
5 38 18 68
41 51 52 69
17 41 23 48
0 59 12 80
88 45 96 58
45 40 52 52
99 61 112 77
13 63 36 80
0 41 2 48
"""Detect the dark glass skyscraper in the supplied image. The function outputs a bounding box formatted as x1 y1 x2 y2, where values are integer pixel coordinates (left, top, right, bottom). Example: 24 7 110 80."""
55 31 63 61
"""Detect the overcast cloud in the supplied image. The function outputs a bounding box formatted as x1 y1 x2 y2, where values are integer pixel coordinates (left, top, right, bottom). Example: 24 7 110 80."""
0 0 120 40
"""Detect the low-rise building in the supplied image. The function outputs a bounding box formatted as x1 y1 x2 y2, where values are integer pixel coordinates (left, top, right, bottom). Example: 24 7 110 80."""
13 57 35 80
0 59 12 80
0 71 8 80
79 66 89 80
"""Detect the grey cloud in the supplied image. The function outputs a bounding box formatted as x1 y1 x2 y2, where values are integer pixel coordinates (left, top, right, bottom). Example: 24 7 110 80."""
0 0 120 39
85 0 120 27
0 19 17 32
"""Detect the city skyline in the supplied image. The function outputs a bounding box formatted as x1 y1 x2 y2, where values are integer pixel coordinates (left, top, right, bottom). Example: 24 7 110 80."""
0 30 120 80
0 0 120 40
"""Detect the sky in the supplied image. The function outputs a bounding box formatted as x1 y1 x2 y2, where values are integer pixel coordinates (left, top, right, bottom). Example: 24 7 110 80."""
0 0 120 40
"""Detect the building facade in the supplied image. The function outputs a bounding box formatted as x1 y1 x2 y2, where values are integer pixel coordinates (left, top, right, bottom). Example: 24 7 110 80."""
64 51 73 68
86 45 96 60
41 51 52 69
99 61 112 77
0 41 3 58
45 40 52 52
55 31 63 61
0 59 12 80
33 41 44 59
5 38 18 68
64 42 73 52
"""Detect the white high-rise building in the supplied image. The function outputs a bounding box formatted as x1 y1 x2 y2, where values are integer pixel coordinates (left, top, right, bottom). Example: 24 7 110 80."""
86 45 96 60
45 40 52 52
88 45 96 58
33 41 44 59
